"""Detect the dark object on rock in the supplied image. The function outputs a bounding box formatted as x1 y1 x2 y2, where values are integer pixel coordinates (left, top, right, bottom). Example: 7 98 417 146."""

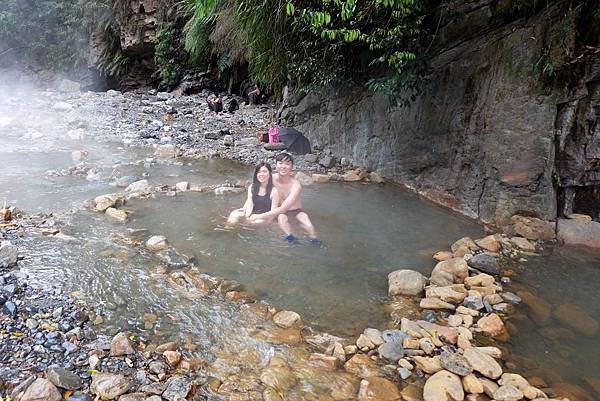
172 71 213 95
264 143 288 151
226 98 239 113
207 94 223 113
277 127 312 155
319 156 336 169
467 253 500 275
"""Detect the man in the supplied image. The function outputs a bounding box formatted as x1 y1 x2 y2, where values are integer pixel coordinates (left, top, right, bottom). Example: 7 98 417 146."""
250 152 318 242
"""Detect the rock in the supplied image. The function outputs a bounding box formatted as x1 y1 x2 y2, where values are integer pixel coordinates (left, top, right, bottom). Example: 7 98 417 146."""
517 291 551 325
440 352 473 376
433 251 454 261
420 297 456 311
156 341 178 353
116 176 139 188
363 328 384 346
401 383 424 401
311 173 330 183
304 153 318 163
20 378 62 401
430 258 469 286
448 314 463 327
378 342 404 362
308 353 340 370
47 366 82 390
90 373 130 399
343 170 361 182
511 215 556 241
464 273 495 288
125 179 151 194
105 208 128 222
425 286 467 303
553 303 599 336
463 295 484 311
419 337 436 354
382 329 409 344
463 348 502 379
162 376 191 401
509 237 536 251
58 79 80 92
567 213 592 221
498 373 544 399
264 143 287 151
175 181 189 191
413 356 442 374
117 393 145 401
260 357 297 392
501 292 521 304
164 350 182 366
423 370 464 401
294 171 313 186
319 156 336 168
344 354 384 378
358 377 401 401
557 219 600 249
474 346 502 359
457 306 479 316
154 144 178 157
493 385 524 401
357 334 376 350
479 377 499 398
477 313 507 338
66 392 91 401
110 332 135 356
273 310 302 328
94 193 123 212
462 374 484 394
146 236 169 251
0 241 18 267
368 171 385 183
476 235 502 252
451 237 478 257
467 254 500 275
223 135 234 146
388 269 427 296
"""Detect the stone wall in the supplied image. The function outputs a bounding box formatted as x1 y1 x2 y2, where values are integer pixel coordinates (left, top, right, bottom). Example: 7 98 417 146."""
280 2 600 226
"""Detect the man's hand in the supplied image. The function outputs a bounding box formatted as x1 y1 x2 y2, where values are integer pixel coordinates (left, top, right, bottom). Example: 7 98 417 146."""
248 213 263 221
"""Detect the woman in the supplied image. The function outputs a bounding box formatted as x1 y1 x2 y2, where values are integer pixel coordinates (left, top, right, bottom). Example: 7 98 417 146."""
227 162 279 225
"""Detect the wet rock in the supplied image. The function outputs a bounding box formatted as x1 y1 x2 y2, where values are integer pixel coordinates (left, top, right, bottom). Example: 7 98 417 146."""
477 313 507 339
311 173 330 183
511 215 556 241
433 251 454 261
294 171 313 186
125 179 151 194
110 332 135 356
20 378 62 401
463 348 502 379
517 290 551 325
368 171 384 183
105 208 128 222
146 236 169 251
509 237 535 251
463 295 484 311
464 273 495 288
164 350 181 366
343 170 362 182
94 194 123 212
501 292 521 304
162 376 191 401
308 353 340 370
425 286 467 303
430 258 469 286
498 373 544 399
319 156 336 168
0 241 18 267
47 366 82 390
440 352 473 376
378 342 404 362
451 237 478 257
156 341 178 353
553 303 599 337
420 297 456 311
493 385 523 401
116 176 139 188
273 310 302 328
260 357 297 392
154 144 178 157
175 181 189 191
344 354 384 378
423 370 464 401
388 269 427 296
476 235 502 252
467 254 499 275
91 373 130 399
358 377 401 401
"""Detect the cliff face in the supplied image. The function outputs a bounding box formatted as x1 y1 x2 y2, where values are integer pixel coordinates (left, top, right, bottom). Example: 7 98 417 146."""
281 2 600 225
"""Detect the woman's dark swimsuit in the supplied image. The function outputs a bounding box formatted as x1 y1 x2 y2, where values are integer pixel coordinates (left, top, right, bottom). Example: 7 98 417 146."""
252 192 271 214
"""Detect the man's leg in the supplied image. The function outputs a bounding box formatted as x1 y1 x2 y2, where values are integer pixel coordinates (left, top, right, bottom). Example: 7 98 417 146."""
295 212 317 238
277 213 295 240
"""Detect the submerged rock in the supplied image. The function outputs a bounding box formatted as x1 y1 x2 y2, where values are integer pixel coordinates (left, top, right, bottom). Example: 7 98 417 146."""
388 269 427 296
553 303 599 337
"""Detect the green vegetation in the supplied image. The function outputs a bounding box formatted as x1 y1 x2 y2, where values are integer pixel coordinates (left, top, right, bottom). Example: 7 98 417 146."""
155 24 183 86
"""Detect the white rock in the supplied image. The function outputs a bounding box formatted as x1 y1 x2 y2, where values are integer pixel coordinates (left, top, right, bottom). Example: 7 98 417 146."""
146 236 168 252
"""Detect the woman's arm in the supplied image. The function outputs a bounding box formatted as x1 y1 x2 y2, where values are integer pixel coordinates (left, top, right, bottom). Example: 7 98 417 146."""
243 186 254 217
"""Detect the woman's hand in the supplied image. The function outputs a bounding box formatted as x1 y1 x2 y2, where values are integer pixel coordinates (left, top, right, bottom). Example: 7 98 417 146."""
248 213 263 221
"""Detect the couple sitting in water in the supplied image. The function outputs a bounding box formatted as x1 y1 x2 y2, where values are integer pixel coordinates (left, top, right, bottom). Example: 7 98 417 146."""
227 152 319 243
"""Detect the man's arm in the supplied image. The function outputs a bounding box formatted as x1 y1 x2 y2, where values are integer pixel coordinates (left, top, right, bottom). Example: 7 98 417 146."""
251 180 301 220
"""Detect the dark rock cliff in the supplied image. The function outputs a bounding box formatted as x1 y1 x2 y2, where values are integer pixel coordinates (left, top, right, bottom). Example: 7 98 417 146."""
280 2 600 225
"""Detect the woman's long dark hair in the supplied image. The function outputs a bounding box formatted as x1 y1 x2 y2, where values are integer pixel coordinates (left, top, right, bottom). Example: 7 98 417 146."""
251 162 273 202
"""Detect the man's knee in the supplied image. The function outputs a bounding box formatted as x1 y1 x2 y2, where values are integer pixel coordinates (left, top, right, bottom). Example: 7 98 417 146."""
277 213 288 223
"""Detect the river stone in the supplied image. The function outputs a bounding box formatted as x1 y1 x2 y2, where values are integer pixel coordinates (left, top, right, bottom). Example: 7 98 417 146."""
511 215 556 241
319 156 336 168
413 356 442 374
162 376 191 401
47 366 82 389
467 253 500 275
311 173 330 183
501 292 522 304
451 237 478 257
91 373 130 399
110 332 135 356
516 290 551 325
382 329 409 344
66 392 91 401
509 236 536 251
498 373 544 399
423 370 464 401
388 269 427 296
20 378 62 401
477 313 507 338
420 297 456 311
430 258 469 286
273 310 302 328
117 393 146 401
378 342 404 362
363 328 384 346
463 348 502 379
462 374 484 394
105 208 127 222
164 350 181 366
553 303 599 336
494 385 524 401
440 352 473 376
344 354 384 378
146 235 169 251
343 170 361 182
154 144 178 157
94 194 124 212
260 357 297 392
425 286 467 303
358 377 401 401
125 179 151 194
0 241 18 268
223 134 234 146
116 176 139 188
264 143 287 151
464 273 495 288
369 171 384 183
476 235 502 252
175 181 189 191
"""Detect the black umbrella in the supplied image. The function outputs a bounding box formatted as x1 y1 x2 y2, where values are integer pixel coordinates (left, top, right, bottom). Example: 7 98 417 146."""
278 127 312 155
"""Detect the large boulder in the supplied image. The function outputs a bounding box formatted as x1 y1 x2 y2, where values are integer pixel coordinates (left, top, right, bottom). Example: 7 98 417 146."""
510 215 556 241
430 258 469 286
463 348 503 379
467 253 500 275
423 370 464 401
0 241 18 268
557 219 600 249
388 269 427 296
